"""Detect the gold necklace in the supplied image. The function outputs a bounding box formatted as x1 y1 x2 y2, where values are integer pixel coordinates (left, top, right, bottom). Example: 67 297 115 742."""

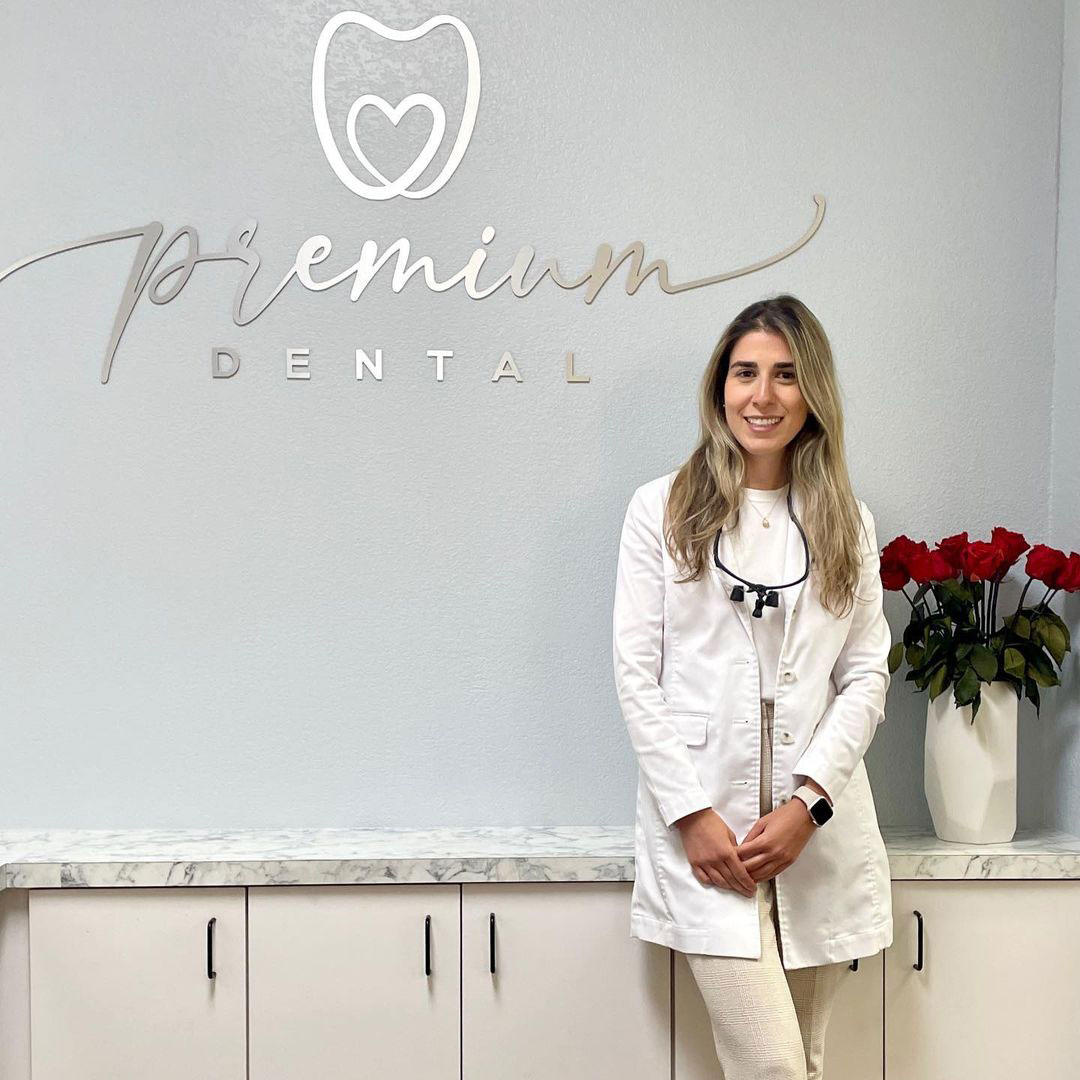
742 486 787 529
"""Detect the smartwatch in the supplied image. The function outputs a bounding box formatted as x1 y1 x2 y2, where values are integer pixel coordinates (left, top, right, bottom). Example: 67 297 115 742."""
792 784 833 827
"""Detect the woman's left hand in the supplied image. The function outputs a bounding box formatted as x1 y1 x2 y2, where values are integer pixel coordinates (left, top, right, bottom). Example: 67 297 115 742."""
735 802 817 882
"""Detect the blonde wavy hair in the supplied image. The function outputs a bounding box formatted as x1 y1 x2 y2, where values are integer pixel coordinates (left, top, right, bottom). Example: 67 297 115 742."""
665 294 870 619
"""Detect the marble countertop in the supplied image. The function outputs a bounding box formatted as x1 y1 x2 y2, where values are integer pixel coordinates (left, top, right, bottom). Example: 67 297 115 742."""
1 826 1078 890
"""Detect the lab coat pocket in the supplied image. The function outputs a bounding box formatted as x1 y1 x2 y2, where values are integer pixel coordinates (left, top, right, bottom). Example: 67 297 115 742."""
669 711 709 746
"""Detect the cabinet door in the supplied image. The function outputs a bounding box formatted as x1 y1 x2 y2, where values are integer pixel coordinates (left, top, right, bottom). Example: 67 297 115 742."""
673 946 883 1079
29 887 245 1080
461 882 669 1080
248 884 459 1080
886 880 1080 1079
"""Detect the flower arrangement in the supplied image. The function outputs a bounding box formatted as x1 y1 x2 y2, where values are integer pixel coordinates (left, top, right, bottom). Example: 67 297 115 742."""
879 529 1078 720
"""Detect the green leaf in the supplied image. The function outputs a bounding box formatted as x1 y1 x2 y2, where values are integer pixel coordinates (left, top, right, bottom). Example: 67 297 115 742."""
1024 678 1041 716
1026 649 1060 688
969 688 983 724
939 578 970 604
1044 610 1072 653
1003 647 1026 680
888 641 905 673
1033 616 1068 666
924 635 949 667
1028 665 1059 689
954 665 980 705
927 663 949 701
970 645 998 682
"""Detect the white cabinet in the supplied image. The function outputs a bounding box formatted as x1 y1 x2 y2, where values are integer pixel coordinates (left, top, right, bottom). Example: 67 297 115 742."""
20 875 1080 1080
461 882 670 1080
28 887 245 1080
885 880 1080 1080
247 881 667 1080
673 945 884 1079
248 884 460 1080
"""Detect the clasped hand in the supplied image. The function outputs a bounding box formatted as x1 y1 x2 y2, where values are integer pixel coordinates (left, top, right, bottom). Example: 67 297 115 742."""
680 802 816 897
736 801 816 882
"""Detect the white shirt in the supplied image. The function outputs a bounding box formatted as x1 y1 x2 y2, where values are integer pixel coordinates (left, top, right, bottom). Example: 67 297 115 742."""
717 482 790 701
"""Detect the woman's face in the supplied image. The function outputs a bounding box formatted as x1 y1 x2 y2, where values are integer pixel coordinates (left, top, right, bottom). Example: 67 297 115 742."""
722 329 809 460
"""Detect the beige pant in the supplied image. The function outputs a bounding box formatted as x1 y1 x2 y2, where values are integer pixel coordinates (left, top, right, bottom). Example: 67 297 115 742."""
684 698 848 1080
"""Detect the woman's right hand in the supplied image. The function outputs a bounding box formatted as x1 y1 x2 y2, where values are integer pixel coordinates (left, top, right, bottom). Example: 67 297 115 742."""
674 809 757 897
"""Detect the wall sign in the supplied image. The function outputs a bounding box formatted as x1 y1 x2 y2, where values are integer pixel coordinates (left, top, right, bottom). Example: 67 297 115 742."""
312 11 481 201
0 10 826 384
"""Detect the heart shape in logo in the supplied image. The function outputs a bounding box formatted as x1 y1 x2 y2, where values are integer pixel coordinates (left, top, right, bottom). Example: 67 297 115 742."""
346 93 447 193
312 11 481 201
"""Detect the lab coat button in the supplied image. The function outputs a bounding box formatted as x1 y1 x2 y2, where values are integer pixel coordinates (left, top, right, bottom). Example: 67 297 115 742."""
779 731 794 744
783 671 796 682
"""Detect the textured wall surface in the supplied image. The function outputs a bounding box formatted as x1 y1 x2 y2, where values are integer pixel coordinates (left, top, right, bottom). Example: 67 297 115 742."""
1049 0 1080 834
0 0 1069 829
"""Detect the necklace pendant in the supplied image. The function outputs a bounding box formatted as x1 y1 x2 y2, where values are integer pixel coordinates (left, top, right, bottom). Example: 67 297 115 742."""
762 518 770 528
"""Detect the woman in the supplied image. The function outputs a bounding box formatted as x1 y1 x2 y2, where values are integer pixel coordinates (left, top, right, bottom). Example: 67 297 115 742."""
612 294 893 1079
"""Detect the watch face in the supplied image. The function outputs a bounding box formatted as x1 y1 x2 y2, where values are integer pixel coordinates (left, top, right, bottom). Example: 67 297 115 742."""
811 798 833 825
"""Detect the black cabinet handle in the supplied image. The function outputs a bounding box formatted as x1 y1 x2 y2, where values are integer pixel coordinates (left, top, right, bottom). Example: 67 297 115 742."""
913 910 923 971
489 912 496 973
206 917 217 980
424 914 432 976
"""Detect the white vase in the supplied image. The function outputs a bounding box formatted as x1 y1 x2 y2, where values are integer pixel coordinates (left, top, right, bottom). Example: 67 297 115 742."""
924 679 1018 843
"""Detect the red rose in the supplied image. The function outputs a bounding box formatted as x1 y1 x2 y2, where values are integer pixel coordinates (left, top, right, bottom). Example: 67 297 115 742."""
1026 544 1069 587
885 535 928 567
880 535 928 590
959 541 1008 583
988 527 1030 579
1050 551 1080 591
909 548 955 585
935 532 968 574
880 564 909 591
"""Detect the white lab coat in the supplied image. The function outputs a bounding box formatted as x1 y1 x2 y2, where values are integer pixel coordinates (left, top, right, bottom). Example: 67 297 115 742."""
612 470 894 969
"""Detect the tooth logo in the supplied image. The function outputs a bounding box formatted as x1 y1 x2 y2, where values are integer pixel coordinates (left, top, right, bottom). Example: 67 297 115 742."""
312 11 481 201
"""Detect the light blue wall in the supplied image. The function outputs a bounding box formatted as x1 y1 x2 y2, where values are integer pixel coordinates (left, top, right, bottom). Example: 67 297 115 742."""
0 0 1069 829
1048 0 1080 833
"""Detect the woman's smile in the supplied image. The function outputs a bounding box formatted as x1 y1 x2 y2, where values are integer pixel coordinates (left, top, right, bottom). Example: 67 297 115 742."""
745 416 783 433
